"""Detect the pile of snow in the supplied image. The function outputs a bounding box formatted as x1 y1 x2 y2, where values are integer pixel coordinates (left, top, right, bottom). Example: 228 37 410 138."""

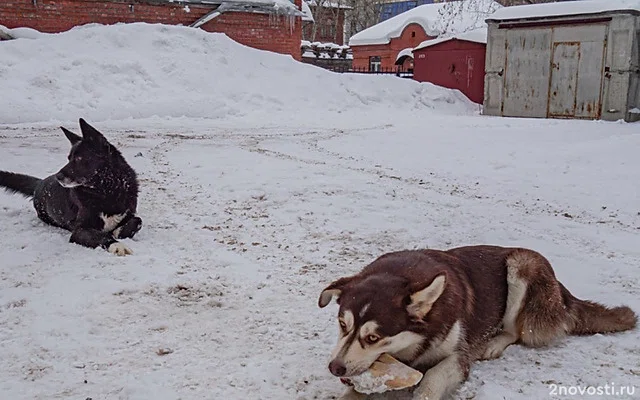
414 27 487 51
489 0 640 21
349 0 501 46
0 23 475 124
0 24 45 40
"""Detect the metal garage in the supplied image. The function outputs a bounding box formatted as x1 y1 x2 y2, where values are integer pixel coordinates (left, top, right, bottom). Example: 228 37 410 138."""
413 29 488 104
483 1 640 122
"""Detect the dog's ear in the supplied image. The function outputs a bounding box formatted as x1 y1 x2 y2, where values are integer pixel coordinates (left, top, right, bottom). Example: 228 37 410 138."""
79 118 109 149
61 126 82 145
318 276 354 308
407 274 446 320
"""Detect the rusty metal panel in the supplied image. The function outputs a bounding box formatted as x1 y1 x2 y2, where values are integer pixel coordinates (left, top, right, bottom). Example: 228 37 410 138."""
553 23 608 42
601 15 637 121
575 39 606 118
548 24 607 119
548 42 580 117
502 28 552 118
610 28 633 70
482 23 506 116
485 13 639 122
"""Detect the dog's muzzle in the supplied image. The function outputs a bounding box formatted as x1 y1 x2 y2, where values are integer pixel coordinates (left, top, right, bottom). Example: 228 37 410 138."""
55 172 84 188
329 359 347 377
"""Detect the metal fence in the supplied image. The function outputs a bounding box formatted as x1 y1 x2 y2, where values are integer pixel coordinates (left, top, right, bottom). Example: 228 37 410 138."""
329 66 414 79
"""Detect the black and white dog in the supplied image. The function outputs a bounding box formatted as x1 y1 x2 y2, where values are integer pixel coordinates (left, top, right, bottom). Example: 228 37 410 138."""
0 118 142 255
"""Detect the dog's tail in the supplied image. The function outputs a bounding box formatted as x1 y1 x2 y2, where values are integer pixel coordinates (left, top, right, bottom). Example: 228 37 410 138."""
0 171 42 198
560 283 637 335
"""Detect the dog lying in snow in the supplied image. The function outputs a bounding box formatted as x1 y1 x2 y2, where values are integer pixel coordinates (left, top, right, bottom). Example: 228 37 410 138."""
0 118 142 255
319 245 637 400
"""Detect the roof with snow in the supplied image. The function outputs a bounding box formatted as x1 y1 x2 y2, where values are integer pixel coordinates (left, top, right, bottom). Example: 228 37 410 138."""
189 0 303 27
301 1 314 22
487 0 640 21
305 0 352 10
414 27 487 51
176 0 304 18
349 0 501 46
395 47 414 63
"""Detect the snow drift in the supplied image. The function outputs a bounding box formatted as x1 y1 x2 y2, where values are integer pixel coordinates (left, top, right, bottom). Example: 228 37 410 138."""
0 23 476 124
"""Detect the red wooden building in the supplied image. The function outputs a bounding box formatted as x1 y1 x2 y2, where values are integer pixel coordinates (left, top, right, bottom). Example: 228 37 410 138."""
0 0 304 60
412 28 487 104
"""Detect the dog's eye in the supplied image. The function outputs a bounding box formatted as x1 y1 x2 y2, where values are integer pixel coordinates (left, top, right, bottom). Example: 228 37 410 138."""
339 320 347 331
365 334 380 345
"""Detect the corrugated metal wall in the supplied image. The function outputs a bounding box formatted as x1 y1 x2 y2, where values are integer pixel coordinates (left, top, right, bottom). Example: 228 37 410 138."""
413 40 486 104
483 13 640 122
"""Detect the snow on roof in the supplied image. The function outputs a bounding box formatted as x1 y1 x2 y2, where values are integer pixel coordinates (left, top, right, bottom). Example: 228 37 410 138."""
301 1 314 22
305 0 352 10
349 0 501 46
488 0 640 21
414 27 487 51
395 47 414 63
223 0 303 14
168 0 298 9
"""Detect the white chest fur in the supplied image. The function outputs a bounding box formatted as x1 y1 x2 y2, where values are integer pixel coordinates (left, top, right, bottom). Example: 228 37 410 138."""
410 320 462 368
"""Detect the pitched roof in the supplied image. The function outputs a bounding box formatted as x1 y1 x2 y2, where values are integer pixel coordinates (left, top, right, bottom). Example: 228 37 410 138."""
413 26 487 51
488 0 640 21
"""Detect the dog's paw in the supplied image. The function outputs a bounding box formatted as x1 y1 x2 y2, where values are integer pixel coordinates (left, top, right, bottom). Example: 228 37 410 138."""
482 344 504 360
481 333 515 360
108 242 133 256
113 216 143 239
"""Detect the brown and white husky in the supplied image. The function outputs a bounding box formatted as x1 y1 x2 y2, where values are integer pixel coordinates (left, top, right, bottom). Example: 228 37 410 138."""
319 245 637 400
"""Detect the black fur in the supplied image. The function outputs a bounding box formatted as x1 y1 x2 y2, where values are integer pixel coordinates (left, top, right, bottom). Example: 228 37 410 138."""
0 171 41 197
0 118 142 253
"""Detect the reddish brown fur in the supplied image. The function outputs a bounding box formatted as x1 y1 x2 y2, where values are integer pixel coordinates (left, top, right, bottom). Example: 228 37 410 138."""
320 245 637 397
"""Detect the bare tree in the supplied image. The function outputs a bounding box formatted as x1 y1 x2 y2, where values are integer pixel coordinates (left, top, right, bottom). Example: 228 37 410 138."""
437 0 568 34
307 0 350 44
494 0 563 5
339 0 568 43
343 0 385 43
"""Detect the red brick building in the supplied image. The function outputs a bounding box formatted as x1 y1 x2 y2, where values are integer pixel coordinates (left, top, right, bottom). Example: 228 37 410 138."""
348 0 500 72
348 3 438 71
350 22 431 71
0 0 304 60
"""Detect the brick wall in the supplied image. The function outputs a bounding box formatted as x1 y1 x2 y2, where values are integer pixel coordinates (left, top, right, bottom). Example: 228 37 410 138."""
351 23 432 70
0 0 211 33
203 11 302 61
0 0 302 59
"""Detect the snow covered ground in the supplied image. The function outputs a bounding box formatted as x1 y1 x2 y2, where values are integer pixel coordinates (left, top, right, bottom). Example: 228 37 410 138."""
1 23 639 400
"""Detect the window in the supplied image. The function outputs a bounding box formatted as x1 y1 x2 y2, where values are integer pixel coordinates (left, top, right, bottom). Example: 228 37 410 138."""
411 31 416 38
369 56 381 72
